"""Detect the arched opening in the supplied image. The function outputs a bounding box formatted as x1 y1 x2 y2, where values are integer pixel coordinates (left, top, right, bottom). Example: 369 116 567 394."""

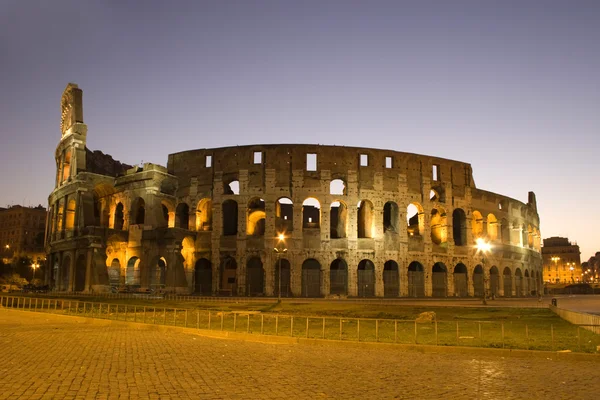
247 198 266 236
487 213 498 241
500 218 510 244
302 198 320 230
430 207 447 245
473 265 484 297
60 256 71 291
430 189 439 202
472 210 483 239
503 267 512 297
74 255 86 292
407 261 425 297
161 204 170 227
62 148 72 183
432 262 448 297
195 198 213 231
330 179 346 195
194 258 212 295
383 202 399 233
176 203 190 230
126 257 141 287
527 225 534 248
330 201 348 239
357 259 375 297
524 269 530 296
357 200 374 239
150 258 166 290
329 258 348 295
246 257 264 296
274 258 291 297
65 199 76 230
490 266 499 297
131 198 145 225
224 180 240 195
301 258 321 297
383 260 399 297
452 208 467 246
453 263 468 297
276 197 293 233
220 257 237 295
114 202 124 230
407 203 424 237
515 268 523 296
222 200 238 236
108 258 121 288
56 199 64 232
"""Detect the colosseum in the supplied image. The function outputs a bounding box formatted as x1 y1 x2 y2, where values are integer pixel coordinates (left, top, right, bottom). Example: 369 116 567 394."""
45 83 543 298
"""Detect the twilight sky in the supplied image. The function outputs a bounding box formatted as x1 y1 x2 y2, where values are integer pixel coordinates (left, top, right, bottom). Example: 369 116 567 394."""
1 1 598 260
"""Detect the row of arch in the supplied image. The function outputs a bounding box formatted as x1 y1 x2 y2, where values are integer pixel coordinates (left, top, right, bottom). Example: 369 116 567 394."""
105 196 539 250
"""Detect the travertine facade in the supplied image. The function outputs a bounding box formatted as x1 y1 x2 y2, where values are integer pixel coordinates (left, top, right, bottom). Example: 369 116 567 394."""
46 84 543 297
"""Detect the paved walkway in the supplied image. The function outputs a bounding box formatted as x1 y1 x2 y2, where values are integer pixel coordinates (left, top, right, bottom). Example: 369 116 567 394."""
0 309 598 400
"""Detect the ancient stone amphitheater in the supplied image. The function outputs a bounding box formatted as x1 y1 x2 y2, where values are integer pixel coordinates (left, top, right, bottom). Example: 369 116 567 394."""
46 84 542 297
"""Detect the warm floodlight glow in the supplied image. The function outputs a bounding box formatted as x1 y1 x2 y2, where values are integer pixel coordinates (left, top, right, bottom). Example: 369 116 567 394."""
475 237 491 253
278 233 285 242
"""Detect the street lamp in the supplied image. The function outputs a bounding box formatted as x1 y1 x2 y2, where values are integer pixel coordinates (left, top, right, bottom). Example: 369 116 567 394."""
567 262 575 283
475 238 492 305
31 262 39 282
273 233 287 301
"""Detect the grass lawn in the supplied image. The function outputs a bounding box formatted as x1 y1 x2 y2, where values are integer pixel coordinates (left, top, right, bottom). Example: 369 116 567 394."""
5 294 600 353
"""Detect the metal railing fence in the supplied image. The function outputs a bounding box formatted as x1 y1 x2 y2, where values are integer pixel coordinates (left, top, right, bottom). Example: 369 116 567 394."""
2 295 598 353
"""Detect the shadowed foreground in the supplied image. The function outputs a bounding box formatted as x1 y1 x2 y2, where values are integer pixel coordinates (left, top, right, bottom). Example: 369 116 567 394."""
0 310 597 400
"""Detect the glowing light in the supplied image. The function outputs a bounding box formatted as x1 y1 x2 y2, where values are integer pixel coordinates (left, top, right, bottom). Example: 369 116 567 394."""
475 238 491 253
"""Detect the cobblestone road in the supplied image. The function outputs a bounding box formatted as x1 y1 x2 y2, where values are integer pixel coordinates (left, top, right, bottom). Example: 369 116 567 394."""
0 310 598 400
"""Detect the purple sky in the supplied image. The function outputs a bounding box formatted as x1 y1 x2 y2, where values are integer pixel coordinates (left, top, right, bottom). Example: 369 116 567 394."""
1 1 598 260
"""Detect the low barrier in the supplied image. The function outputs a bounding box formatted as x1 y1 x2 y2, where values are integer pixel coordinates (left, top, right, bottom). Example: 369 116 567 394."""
2 295 598 353
551 305 600 334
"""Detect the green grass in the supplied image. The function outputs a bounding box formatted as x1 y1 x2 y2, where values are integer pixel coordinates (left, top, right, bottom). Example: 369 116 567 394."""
3 294 599 353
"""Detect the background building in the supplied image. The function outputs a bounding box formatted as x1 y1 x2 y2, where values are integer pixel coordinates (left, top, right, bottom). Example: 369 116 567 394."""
542 236 582 283
0 205 47 263
46 84 543 296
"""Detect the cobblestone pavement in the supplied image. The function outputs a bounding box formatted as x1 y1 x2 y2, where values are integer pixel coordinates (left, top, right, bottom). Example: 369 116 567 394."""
0 310 598 400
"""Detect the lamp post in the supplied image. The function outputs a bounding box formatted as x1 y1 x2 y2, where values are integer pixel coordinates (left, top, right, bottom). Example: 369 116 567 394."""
567 263 575 283
273 233 287 301
31 262 39 283
475 238 492 305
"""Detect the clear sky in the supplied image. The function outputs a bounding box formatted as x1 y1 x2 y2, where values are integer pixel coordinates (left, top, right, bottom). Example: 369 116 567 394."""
1 1 598 260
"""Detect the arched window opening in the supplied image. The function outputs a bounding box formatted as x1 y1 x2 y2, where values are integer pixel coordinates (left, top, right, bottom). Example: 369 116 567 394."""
132 198 145 225
301 259 321 297
65 199 76 230
472 210 483 239
383 260 399 297
500 218 510 244
383 202 399 233
114 202 124 230
408 261 425 297
407 203 424 237
196 198 212 231
452 208 467 246
515 268 523 296
302 198 320 230
274 258 291 297
330 179 346 195
432 262 448 297
108 258 121 288
473 265 484 297
224 180 240 195
453 263 468 297
56 199 65 232
527 225 534 248
247 198 266 236
60 255 71 291
490 266 499 296
74 255 86 292
162 205 170 227
194 258 212 295
330 201 348 239
487 214 498 241
430 186 445 202
176 203 190 230
276 198 294 233
222 200 238 236
357 259 375 297
329 259 348 295
524 269 530 296
126 257 141 286
62 149 72 183
150 258 166 289
430 207 447 245
503 267 512 297
220 257 237 294
246 257 264 296
357 200 374 239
